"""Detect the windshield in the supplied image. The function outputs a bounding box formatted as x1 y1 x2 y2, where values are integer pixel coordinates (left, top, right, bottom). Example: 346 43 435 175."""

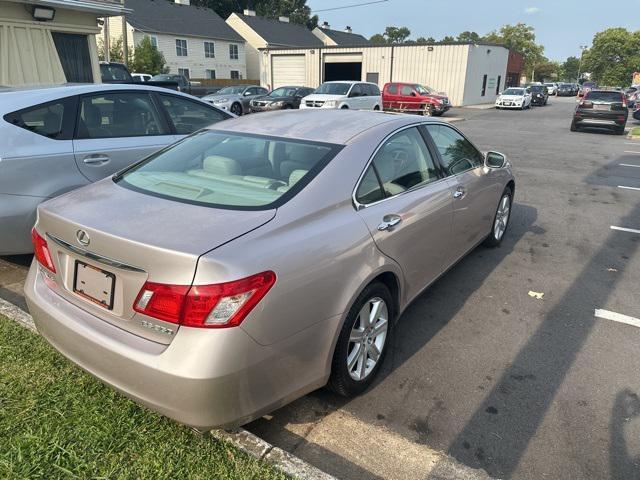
530 86 545 92
151 74 179 82
218 86 246 95
415 84 435 95
315 82 351 95
268 87 298 98
585 91 623 102
503 88 524 95
117 131 341 209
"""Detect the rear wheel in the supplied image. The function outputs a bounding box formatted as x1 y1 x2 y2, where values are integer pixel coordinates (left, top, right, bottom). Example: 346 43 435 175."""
328 282 393 397
570 120 578 132
616 126 626 135
373 105 380 111
340 105 349 110
484 187 512 247
230 103 242 116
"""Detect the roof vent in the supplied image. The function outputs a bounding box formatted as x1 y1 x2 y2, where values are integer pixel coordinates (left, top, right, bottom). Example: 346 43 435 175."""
243 9 256 16
174 0 190 5
345 26 352 33
321 21 330 29
278 16 290 22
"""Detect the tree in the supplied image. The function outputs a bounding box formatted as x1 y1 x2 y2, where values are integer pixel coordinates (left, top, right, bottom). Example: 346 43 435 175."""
439 35 455 43
188 0 317 28
457 31 481 43
582 28 640 86
416 36 435 44
533 60 561 82
484 23 544 77
560 56 580 81
369 33 387 45
130 36 169 75
97 37 130 64
384 26 411 44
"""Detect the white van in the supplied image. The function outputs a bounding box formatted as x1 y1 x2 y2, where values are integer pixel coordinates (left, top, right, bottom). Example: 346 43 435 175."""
300 81 382 110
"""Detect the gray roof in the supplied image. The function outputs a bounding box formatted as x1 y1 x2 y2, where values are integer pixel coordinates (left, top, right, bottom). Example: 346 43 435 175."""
125 0 243 42
319 28 370 46
235 13 323 48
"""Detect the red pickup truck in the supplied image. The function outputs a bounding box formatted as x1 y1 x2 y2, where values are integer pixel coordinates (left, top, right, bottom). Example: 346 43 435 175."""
382 82 451 116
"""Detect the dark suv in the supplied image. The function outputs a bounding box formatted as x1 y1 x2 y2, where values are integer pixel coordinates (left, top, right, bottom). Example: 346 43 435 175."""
529 85 549 106
571 90 628 134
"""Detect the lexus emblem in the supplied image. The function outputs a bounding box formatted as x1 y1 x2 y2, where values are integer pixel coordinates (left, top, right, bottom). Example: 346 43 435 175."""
76 229 90 246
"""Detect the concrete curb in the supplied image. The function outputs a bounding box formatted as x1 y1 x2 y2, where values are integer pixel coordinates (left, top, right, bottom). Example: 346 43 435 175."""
0 296 337 480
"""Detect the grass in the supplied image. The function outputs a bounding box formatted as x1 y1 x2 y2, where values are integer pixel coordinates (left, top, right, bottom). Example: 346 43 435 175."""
629 126 640 137
0 315 287 480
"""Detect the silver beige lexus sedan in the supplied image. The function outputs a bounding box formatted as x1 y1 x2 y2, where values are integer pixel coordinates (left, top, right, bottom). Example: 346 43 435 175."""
25 110 515 429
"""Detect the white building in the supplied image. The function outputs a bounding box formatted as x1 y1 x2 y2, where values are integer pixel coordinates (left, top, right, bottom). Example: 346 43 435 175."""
261 43 510 106
0 0 127 86
104 0 246 80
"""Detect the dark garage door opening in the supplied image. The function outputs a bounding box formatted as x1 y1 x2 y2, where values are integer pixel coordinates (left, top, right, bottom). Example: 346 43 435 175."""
324 62 362 82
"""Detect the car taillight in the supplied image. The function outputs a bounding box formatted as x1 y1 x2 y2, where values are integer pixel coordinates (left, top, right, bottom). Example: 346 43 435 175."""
31 228 56 273
580 101 593 108
134 271 276 328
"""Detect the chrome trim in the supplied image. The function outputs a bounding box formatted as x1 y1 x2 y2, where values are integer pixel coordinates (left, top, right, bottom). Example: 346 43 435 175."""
46 233 146 273
351 121 483 211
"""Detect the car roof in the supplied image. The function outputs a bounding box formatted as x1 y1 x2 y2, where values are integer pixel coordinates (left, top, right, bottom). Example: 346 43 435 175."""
0 83 207 113
207 109 444 145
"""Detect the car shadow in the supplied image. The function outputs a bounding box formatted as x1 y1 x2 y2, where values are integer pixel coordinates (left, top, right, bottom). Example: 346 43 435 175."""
610 389 640 479
248 201 539 479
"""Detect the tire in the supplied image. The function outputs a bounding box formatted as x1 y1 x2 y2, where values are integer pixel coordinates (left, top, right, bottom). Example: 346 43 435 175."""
373 105 381 111
283 104 292 110
230 103 242 116
340 105 349 110
570 120 578 132
616 126 626 135
484 187 512 247
328 282 393 397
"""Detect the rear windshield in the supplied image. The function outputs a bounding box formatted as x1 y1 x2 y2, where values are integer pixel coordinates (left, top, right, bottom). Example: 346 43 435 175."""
117 130 342 210
585 91 623 102
530 85 545 92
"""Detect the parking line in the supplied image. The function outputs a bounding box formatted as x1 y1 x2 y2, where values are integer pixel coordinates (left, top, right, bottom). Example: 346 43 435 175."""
620 163 640 168
624 150 640 154
619 185 640 191
595 309 640 329
611 226 640 234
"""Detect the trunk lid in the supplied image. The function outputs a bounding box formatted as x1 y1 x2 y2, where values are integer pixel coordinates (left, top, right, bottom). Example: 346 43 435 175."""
36 178 276 344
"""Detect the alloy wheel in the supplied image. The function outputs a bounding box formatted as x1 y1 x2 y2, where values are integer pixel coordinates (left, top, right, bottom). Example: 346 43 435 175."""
347 297 388 381
494 194 511 240
231 103 242 116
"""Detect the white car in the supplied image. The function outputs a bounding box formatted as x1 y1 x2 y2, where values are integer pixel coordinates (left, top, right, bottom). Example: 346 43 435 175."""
495 87 532 110
544 83 558 95
300 81 381 110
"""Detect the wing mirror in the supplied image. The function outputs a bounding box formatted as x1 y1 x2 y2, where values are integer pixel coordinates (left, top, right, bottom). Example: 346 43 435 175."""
410 91 417 97
485 151 506 169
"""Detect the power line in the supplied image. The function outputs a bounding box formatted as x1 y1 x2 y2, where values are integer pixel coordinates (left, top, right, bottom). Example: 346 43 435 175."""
311 0 389 14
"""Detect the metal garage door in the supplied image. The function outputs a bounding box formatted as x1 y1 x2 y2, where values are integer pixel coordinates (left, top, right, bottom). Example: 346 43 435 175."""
272 55 306 88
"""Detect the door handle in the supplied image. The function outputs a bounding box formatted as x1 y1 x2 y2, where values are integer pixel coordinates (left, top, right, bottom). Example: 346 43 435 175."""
377 214 402 231
83 155 110 165
453 187 466 199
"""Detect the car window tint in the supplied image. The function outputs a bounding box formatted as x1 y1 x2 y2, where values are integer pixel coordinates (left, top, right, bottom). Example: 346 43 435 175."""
425 124 484 175
400 85 413 96
369 84 381 96
77 92 167 139
159 94 228 135
586 91 623 102
4 99 69 139
350 84 362 96
371 127 439 197
356 166 384 204
387 84 398 94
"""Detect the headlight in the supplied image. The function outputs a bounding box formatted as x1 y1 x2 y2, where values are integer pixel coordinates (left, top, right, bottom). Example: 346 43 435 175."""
324 100 339 107
213 98 227 104
271 101 284 107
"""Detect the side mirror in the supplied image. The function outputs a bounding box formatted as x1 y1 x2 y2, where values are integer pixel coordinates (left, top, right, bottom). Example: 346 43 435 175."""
485 151 506 169
410 91 417 97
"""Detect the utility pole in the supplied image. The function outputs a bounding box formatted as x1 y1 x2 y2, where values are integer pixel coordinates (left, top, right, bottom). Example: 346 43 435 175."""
576 45 587 84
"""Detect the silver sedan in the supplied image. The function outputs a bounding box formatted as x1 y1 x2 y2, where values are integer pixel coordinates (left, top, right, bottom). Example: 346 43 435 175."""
202 85 269 115
25 110 515 429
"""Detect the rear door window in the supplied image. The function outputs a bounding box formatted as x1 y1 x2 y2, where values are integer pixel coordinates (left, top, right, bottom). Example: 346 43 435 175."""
159 94 229 135
76 92 168 139
400 85 414 96
425 124 484 175
4 97 76 140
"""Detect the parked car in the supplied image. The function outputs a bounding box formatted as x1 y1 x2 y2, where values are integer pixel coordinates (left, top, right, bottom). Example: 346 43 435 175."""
147 74 214 98
543 83 558 95
0 84 232 255
132 73 152 83
495 87 532 109
300 81 382 110
529 85 549 106
557 83 576 96
249 86 316 112
202 85 269 116
382 82 451 116
571 89 628 134
100 62 133 84
25 109 515 429
578 82 597 98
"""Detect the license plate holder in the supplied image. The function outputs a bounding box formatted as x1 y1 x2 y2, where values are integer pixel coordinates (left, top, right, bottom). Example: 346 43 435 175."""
594 104 610 111
73 260 115 310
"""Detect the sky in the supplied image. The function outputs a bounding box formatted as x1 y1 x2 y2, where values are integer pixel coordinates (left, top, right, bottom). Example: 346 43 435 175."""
306 0 640 61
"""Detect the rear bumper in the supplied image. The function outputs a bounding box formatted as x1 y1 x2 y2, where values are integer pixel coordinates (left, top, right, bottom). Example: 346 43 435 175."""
531 97 546 104
0 193 44 255
25 263 333 428
574 111 627 127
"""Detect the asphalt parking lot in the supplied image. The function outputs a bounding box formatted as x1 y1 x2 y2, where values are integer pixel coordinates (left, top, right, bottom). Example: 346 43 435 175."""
2 96 640 479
